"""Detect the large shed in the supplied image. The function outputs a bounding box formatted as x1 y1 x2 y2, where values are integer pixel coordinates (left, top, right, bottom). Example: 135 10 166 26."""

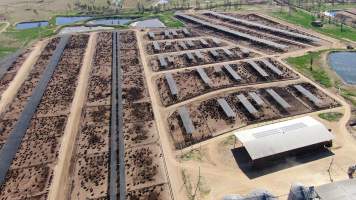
234 116 334 166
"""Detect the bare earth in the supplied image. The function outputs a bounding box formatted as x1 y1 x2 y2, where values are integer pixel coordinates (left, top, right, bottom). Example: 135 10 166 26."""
48 33 97 200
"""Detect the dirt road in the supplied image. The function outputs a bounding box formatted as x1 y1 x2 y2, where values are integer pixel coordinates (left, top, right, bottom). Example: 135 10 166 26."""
0 40 46 115
48 33 97 200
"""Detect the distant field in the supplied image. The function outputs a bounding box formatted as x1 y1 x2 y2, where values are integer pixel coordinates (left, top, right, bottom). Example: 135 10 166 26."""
0 0 112 23
271 8 356 41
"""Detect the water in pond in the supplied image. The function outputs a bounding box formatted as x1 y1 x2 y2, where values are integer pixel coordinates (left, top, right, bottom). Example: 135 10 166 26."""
87 18 132 25
328 51 356 84
16 21 49 30
55 16 92 25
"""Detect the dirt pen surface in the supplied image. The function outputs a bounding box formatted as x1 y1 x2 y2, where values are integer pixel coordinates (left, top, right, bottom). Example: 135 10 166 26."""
0 9 355 200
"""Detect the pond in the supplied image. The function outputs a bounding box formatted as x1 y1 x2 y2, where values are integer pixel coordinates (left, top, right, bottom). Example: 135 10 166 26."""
328 51 356 85
87 18 132 26
55 16 93 25
16 21 49 30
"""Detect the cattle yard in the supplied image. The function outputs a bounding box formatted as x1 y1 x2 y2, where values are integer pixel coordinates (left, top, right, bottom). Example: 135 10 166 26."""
0 10 347 200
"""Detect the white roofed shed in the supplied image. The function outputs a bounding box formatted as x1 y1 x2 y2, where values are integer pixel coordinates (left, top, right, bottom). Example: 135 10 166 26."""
234 116 334 165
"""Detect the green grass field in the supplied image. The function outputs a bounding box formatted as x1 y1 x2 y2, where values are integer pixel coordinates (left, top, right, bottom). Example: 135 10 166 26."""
286 51 332 88
271 9 356 41
319 112 343 122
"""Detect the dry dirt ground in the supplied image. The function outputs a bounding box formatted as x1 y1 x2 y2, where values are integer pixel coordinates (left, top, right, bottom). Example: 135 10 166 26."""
136 12 356 200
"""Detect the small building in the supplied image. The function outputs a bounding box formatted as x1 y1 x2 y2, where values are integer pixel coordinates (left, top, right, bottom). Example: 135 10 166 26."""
234 116 334 167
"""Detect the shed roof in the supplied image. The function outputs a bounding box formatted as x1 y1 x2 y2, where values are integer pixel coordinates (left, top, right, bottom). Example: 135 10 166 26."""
224 64 241 81
217 98 236 118
234 116 334 160
178 106 195 135
165 73 178 96
315 179 356 200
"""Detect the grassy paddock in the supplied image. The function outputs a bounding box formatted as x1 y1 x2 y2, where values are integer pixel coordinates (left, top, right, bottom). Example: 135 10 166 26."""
271 9 356 41
319 112 343 121
286 50 332 87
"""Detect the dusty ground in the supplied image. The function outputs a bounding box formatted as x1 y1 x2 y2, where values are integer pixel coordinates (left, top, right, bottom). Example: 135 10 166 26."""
136 11 356 200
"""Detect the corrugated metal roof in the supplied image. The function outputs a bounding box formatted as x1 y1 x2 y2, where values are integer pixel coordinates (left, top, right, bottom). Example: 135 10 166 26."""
246 60 269 77
212 38 222 45
171 29 178 36
178 41 188 50
176 13 288 50
195 51 204 60
165 73 178 96
316 179 356 200
223 48 234 57
186 52 194 61
237 94 258 114
178 106 195 135
182 28 190 36
158 55 168 67
197 67 213 87
248 92 265 106
260 59 283 76
200 38 209 46
266 88 291 109
217 98 236 118
224 64 241 81
294 84 322 106
164 30 170 38
234 116 334 160
209 49 219 58
148 32 155 39
186 40 195 48
204 11 319 42
152 41 160 51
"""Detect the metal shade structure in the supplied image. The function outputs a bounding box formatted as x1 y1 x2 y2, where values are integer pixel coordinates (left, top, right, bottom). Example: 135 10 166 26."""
176 13 288 50
217 98 236 118
152 41 160 52
194 51 204 60
315 179 356 200
246 60 269 78
186 40 195 48
234 116 334 161
148 32 155 39
209 49 219 58
260 59 283 76
165 73 178 96
200 38 209 46
237 94 258 114
266 88 291 109
178 41 188 50
223 48 234 58
171 29 178 37
158 55 168 68
197 67 213 87
212 38 222 46
164 30 170 38
185 52 194 62
204 11 319 43
178 106 195 135
294 84 322 106
224 64 241 81
214 65 222 73
248 92 265 106
182 28 190 36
